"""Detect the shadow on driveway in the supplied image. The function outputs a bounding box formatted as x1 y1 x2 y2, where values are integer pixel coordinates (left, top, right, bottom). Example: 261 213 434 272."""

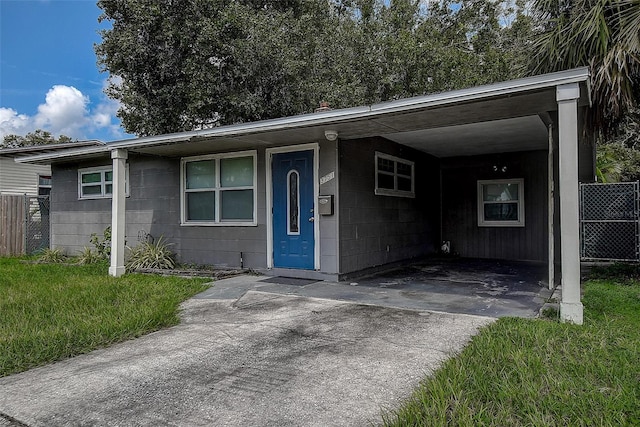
0 292 493 427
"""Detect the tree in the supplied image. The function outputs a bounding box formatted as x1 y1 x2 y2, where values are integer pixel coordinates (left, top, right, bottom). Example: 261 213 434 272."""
1 130 73 149
96 0 532 136
530 0 640 136
596 108 640 182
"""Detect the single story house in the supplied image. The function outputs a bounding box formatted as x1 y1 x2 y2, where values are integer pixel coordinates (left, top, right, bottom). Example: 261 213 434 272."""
0 141 104 196
18 68 593 324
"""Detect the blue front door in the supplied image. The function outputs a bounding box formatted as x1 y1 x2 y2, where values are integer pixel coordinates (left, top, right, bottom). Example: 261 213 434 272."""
272 150 315 269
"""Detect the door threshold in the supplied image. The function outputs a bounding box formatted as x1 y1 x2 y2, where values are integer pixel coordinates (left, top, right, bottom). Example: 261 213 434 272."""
259 268 338 282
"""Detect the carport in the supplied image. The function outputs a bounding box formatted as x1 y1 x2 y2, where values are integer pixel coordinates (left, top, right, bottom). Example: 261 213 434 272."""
18 68 592 324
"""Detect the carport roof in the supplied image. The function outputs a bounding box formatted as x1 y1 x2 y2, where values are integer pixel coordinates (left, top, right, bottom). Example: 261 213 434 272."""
17 67 590 164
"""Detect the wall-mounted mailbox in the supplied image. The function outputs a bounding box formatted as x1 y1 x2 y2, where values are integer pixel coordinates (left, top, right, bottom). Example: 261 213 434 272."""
318 195 334 215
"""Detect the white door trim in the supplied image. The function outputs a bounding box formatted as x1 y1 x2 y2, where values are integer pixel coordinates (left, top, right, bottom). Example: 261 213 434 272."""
266 143 320 270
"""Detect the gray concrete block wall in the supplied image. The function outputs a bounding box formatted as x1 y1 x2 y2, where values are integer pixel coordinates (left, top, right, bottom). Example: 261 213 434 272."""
338 137 440 274
51 153 267 268
317 140 339 274
51 162 113 255
50 143 340 273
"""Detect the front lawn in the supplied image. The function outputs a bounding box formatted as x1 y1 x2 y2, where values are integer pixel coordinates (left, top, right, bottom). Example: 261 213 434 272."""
382 267 640 426
0 258 209 377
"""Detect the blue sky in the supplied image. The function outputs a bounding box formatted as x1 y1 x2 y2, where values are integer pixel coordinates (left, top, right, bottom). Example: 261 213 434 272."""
0 0 133 142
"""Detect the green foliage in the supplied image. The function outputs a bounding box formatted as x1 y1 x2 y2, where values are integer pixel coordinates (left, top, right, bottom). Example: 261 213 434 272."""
1 129 74 148
89 226 112 259
77 247 105 265
37 248 67 264
0 258 209 377
596 142 640 182
96 0 531 136
126 236 176 271
530 0 640 136
383 277 640 426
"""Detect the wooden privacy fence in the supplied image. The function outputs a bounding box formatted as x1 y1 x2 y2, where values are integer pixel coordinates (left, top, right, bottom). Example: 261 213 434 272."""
0 195 50 256
0 195 26 256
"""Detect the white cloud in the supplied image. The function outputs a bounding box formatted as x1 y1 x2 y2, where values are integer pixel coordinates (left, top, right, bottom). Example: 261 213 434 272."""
33 85 89 137
0 107 31 136
0 83 129 142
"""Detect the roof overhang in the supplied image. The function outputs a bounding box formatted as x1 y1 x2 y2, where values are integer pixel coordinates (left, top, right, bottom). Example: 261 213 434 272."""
16 67 590 165
1 140 104 159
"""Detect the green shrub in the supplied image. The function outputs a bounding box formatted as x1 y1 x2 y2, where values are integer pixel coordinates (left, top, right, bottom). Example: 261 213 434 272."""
37 248 67 263
77 247 104 265
89 226 111 259
126 236 176 271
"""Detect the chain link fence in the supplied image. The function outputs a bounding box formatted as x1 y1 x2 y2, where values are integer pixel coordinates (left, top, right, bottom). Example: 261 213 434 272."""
25 196 50 255
580 182 639 261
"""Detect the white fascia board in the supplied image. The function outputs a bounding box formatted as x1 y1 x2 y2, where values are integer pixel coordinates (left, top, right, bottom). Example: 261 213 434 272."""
369 67 590 114
106 105 372 151
15 135 192 164
15 145 111 164
16 68 590 164
107 68 590 153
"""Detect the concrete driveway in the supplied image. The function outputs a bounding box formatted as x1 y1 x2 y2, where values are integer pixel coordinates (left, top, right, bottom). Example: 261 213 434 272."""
0 291 493 427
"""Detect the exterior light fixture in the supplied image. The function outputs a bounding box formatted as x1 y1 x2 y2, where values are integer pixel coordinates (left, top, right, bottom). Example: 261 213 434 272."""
324 130 339 141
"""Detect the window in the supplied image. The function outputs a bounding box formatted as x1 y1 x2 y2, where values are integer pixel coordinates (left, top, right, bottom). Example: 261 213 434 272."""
375 152 415 198
477 179 525 227
287 170 300 234
181 151 256 225
38 175 52 197
78 166 129 199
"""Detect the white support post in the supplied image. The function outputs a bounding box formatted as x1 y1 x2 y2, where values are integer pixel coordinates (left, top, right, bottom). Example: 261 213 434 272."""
547 123 555 290
556 83 583 325
109 149 128 277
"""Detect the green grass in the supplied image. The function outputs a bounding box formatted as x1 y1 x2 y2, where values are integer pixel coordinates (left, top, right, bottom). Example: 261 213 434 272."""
382 271 640 426
0 258 209 377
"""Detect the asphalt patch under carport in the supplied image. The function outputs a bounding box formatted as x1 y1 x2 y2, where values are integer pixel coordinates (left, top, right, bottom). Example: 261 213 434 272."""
197 258 552 318
0 291 493 427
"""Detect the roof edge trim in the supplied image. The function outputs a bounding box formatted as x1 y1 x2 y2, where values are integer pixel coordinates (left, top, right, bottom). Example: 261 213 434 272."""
16 67 589 164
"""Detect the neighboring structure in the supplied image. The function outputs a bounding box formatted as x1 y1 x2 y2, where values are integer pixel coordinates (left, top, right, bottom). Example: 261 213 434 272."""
0 142 104 196
18 68 593 324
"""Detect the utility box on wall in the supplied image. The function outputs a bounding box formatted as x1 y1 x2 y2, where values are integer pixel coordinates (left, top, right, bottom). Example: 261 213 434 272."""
318 195 334 215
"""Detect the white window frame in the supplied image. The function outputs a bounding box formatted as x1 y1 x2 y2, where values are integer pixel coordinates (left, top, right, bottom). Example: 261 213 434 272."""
180 150 257 226
374 152 415 198
78 166 129 200
477 178 525 227
38 174 52 197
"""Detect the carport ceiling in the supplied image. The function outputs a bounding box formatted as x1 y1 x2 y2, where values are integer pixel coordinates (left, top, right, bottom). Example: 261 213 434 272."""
383 115 549 158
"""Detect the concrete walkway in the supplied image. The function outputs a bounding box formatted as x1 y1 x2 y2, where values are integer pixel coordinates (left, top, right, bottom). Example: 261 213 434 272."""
197 257 551 318
0 290 493 427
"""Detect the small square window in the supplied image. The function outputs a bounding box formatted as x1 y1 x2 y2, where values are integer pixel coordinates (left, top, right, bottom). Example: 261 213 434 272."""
78 166 129 199
38 175 52 197
477 179 525 227
375 152 415 198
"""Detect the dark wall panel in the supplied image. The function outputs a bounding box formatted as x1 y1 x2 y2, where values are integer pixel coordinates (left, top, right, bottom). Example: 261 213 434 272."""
338 137 440 274
441 150 548 262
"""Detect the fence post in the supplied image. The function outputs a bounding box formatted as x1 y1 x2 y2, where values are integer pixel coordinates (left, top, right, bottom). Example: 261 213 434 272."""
23 194 28 255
